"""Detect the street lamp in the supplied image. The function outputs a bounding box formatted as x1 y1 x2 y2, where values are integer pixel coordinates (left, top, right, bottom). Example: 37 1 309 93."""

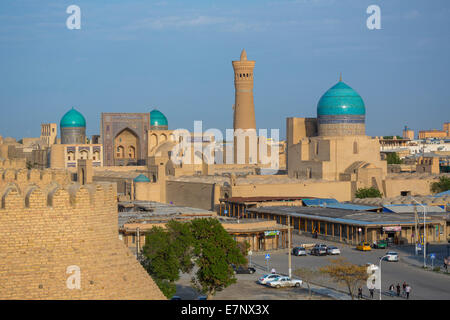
378 255 389 300
412 197 427 268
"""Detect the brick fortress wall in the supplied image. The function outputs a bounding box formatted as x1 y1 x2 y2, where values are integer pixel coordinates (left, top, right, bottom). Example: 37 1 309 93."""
0 168 165 299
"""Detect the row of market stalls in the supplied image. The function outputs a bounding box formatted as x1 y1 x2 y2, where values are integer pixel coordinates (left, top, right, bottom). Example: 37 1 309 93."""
218 196 450 246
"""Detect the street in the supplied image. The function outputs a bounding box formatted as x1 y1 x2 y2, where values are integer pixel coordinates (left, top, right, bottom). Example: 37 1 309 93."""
250 234 450 300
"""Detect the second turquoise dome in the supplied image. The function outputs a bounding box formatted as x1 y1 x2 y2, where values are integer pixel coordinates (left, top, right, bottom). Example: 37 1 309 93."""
150 109 168 127
317 81 365 116
60 107 86 128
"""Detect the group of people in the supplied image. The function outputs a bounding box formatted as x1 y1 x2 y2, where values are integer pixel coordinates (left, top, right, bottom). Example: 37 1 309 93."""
389 282 411 299
357 282 412 300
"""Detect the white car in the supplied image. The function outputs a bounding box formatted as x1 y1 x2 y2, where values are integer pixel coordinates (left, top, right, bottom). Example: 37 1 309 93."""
327 246 341 255
384 252 399 262
267 276 303 288
258 274 282 285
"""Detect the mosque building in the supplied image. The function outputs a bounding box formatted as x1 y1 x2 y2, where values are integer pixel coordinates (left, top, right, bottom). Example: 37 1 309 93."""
50 107 103 170
60 107 87 144
287 77 387 190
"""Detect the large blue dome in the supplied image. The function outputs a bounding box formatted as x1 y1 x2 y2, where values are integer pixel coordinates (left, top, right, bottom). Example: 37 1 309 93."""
60 107 86 128
317 81 365 116
150 109 168 127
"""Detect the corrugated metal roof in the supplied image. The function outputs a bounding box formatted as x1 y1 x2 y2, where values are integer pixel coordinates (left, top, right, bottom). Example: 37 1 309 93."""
302 198 339 206
247 206 442 226
322 203 380 211
222 196 311 203
435 190 450 197
383 204 445 213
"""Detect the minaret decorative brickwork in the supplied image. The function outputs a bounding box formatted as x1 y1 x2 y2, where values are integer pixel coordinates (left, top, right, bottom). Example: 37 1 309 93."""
232 49 257 164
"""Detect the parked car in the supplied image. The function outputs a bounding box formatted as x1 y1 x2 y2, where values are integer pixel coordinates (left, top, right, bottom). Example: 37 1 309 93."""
357 242 372 251
267 276 303 288
197 295 208 300
383 252 399 262
292 247 307 256
258 274 282 285
231 264 256 274
311 244 327 256
372 240 388 249
327 246 341 255
171 296 182 300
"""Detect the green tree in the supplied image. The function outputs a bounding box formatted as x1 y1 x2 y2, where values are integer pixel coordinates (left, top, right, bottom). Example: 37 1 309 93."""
355 187 382 199
386 152 403 164
320 258 369 300
166 220 195 273
141 226 181 298
431 176 450 194
190 218 247 297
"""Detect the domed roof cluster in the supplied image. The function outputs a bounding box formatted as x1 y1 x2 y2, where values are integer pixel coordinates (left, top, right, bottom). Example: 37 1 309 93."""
60 107 86 128
150 109 168 127
317 81 365 116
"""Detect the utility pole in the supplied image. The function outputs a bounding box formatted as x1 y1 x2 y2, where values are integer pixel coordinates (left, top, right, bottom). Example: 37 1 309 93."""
414 205 418 256
288 215 292 278
136 227 140 257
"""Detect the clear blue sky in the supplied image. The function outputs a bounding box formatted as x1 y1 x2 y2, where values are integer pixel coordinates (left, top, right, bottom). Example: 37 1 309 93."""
1 0 449 140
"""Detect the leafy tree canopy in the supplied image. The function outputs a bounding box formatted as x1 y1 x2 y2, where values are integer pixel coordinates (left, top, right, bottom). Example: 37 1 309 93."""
431 176 450 194
141 218 246 298
355 187 382 199
386 152 403 165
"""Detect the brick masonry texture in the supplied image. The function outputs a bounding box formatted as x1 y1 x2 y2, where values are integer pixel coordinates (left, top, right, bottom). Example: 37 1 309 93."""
0 167 165 300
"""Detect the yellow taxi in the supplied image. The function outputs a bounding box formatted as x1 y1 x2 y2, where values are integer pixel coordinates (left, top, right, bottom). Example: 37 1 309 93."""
356 242 372 251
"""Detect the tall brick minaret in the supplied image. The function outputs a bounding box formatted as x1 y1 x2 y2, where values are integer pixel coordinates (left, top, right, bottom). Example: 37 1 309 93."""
232 49 257 164
232 49 256 130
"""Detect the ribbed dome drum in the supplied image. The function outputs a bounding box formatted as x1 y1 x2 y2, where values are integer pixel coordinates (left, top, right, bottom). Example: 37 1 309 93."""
317 80 366 136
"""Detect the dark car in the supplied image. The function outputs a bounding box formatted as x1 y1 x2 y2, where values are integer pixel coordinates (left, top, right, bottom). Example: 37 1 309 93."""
310 244 327 256
231 264 256 274
292 247 307 256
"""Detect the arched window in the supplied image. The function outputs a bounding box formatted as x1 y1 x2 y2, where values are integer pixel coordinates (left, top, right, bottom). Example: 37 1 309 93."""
116 146 124 158
128 146 136 159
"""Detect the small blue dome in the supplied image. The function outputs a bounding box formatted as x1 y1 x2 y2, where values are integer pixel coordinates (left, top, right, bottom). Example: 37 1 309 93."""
60 107 86 128
134 174 151 183
317 81 365 116
150 109 168 127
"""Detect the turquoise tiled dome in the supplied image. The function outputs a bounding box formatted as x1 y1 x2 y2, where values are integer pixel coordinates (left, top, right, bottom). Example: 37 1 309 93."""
133 174 151 183
150 109 168 127
317 81 365 116
60 107 86 128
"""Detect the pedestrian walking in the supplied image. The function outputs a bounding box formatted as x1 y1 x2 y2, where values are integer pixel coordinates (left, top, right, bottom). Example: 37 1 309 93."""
389 284 395 297
402 281 407 297
405 285 411 299
358 287 363 299
396 283 401 297
369 288 374 299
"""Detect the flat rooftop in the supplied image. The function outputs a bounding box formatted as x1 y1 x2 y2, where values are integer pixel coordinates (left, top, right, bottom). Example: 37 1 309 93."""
248 206 448 227
118 201 215 228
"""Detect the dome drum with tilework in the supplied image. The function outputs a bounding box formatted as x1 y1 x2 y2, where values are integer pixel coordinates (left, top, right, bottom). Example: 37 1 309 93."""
150 109 168 130
317 80 366 136
60 107 87 144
